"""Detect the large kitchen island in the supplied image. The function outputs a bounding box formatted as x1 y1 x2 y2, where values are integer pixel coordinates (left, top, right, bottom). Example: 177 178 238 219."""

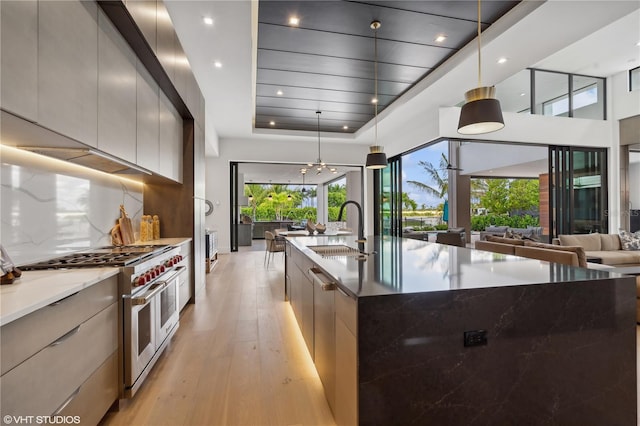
285 235 637 425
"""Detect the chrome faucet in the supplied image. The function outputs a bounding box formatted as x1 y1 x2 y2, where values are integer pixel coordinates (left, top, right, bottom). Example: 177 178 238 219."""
338 200 365 244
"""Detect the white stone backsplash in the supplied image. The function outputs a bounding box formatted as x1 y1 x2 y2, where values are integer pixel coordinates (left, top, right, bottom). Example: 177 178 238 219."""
1 146 143 265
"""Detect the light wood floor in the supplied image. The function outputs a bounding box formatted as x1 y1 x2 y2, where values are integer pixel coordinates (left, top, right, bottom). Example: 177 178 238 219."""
100 245 335 426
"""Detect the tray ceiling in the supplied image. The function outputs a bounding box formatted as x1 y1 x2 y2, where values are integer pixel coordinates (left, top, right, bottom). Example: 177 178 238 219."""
255 0 520 133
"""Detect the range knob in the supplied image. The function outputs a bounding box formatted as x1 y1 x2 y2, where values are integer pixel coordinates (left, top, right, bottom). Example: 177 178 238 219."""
165 259 173 267
145 272 152 281
134 276 146 287
159 265 166 273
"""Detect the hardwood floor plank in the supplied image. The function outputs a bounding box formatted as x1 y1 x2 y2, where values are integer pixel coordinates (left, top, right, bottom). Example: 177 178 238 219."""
101 249 335 426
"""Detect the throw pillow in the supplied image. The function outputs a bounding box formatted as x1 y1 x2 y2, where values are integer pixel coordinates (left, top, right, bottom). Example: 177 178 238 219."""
485 226 509 234
618 230 640 251
486 235 525 246
558 233 602 251
524 241 587 268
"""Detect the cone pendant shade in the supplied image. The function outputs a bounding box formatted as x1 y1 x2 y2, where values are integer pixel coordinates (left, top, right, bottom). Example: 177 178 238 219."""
365 145 387 169
457 87 504 135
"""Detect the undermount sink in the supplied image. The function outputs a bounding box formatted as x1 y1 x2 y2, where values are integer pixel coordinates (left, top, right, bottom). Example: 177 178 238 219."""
308 245 366 259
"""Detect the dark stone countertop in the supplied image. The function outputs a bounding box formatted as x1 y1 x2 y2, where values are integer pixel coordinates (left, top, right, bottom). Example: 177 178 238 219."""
286 235 625 298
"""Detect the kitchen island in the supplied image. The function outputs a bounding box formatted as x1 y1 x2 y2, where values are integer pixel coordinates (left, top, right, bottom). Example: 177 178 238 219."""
285 235 637 425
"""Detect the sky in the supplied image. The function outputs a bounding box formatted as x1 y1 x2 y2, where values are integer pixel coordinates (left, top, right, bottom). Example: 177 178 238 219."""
401 141 448 209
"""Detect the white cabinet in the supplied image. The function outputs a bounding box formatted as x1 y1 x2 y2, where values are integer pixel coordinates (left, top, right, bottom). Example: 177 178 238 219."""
136 60 160 172
1 0 38 121
159 91 183 183
98 9 137 163
38 0 98 146
0 275 118 422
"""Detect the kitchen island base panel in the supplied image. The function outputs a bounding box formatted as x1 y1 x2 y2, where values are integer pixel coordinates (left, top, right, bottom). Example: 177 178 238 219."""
357 278 637 425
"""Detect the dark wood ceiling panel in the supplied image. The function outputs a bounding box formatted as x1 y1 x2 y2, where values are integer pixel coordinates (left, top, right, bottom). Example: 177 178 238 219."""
257 106 370 123
258 24 452 68
255 0 521 132
257 69 410 96
257 96 375 115
369 1 521 24
257 49 428 83
256 84 395 107
258 1 489 48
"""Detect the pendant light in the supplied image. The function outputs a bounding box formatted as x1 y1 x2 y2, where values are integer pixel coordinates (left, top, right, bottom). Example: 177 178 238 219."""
457 0 504 135
300 168 307 193
308 111 337 175
366 20 388 169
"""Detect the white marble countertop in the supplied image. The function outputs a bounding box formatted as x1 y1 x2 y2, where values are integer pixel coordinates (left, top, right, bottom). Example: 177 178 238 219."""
0 268 120 326
129 237 192 246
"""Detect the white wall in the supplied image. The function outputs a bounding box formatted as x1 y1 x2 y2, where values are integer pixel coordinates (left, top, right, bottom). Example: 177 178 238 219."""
612 70 640 121
205 137 370 253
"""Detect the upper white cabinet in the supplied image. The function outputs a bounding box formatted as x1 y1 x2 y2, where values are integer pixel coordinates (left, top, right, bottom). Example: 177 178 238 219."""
38 0 98 147
159 91 183 183
1 1 38 121
98 9 137 164
136 60 160 172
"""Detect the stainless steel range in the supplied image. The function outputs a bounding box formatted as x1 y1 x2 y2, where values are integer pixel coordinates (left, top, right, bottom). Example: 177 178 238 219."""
20 244 186 398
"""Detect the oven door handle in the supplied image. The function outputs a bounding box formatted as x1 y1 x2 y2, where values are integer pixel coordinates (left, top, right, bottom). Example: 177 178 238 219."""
127 282 166 306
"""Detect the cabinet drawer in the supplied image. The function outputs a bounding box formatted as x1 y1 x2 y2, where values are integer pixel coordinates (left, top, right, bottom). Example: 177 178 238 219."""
59 351 118 425
0 302 118 417
335 287 357 336
1 275 118 375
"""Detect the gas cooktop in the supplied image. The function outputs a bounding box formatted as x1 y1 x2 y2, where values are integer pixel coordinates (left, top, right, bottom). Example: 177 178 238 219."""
19 245 171 270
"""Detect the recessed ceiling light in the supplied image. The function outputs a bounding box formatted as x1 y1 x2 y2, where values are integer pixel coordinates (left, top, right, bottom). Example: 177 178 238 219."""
276 90 283 96
520 92 526 97
497 57 508 64
371 97 378 104
343 125 349 130
203 16 213 26
434 34 447 43
289 16 300 26
214 61 222 68
636 41 640 46
269 121 275 126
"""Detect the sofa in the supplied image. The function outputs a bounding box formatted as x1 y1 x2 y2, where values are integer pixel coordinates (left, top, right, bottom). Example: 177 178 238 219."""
556 233 640 266
475 236 587 267
479 225 543 242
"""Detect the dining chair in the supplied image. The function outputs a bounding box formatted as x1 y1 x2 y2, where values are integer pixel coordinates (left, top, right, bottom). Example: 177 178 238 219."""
264 231 285 266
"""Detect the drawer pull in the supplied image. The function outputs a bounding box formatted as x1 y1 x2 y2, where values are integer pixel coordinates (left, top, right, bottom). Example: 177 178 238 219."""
308 268 337 291
53 386 80 415
48 291 79 306
49 325 80 347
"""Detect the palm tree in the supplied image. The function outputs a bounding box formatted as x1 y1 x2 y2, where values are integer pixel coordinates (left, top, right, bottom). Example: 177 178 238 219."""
407 152 449 199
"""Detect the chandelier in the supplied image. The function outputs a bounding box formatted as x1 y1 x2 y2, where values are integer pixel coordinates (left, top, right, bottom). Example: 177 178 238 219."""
304 111 337 175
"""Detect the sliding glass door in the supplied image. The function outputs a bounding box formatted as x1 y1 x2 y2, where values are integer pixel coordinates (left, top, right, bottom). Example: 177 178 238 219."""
375 155 401 236
549 146 608 237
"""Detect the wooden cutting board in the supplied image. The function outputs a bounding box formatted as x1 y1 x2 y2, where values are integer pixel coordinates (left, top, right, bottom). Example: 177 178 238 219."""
119 205 134 245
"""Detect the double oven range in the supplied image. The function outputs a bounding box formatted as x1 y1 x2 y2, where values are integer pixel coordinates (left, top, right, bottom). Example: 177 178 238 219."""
20 244 187 398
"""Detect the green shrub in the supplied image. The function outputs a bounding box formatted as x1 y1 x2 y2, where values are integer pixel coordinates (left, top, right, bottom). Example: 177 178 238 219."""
435 224 449 230
470 214 539 231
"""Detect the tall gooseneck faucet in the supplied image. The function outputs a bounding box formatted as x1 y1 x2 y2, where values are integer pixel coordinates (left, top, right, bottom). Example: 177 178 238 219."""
338 200 365 244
